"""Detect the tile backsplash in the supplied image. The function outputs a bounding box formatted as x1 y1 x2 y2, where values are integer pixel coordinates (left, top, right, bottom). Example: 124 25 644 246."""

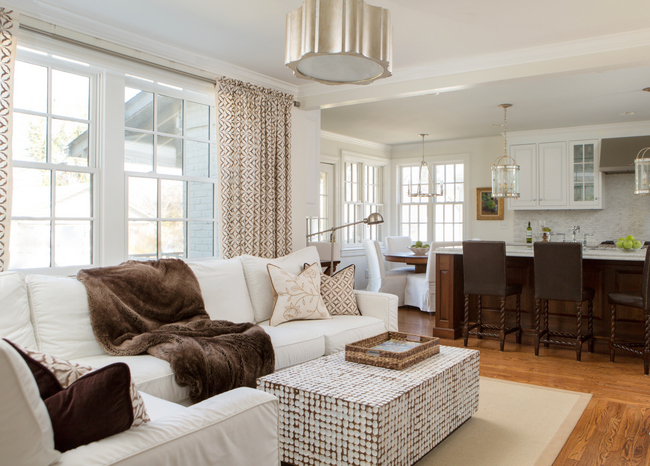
513 173 650 244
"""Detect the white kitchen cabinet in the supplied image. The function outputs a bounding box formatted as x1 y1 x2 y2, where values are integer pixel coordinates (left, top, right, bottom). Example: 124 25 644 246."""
508 135 602 210
509 144 537 208
538 142 567 207
509 142 567 210
568 140 602 208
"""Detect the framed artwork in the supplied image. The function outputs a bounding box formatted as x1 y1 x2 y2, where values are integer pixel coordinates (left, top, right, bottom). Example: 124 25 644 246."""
476 187 504 220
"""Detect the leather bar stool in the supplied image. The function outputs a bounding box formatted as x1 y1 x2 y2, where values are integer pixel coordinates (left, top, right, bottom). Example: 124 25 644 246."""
533 242 595 361
462 241 522 351
608 247 650 375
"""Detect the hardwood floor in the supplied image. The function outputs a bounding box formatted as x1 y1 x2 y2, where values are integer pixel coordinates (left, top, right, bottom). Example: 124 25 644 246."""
399 307 650 465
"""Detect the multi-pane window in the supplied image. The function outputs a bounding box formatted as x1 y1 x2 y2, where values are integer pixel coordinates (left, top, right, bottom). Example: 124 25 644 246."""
125 86 217 260
434 163 464 241
307 164 334 241
398 162 465 243
342 161 384 245
399 166 429 242
11 58 96 268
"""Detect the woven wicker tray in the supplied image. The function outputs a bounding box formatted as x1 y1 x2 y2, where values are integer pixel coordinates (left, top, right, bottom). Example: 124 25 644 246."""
345 332 440 370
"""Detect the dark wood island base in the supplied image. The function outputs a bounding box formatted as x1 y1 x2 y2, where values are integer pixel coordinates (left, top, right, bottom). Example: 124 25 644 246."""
434 249 645 353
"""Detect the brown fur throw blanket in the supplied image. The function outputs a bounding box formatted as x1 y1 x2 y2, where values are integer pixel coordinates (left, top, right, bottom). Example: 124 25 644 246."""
77 259 275 402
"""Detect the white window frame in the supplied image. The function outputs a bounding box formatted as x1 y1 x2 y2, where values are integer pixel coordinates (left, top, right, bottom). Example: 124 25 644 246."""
340 151 387 249
10 36 220 274
124 78 218 261
396 154 469 244
11 49 100 275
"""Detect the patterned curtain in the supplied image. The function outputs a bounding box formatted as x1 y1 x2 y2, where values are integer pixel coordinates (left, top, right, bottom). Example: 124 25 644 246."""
0 8 17 272
217 77 293 259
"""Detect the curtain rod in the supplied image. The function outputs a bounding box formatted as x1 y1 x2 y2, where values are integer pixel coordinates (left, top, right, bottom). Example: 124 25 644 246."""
18 24 301 107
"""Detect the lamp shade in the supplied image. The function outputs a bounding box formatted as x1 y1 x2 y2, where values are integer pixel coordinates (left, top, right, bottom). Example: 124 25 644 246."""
635 148 650 195
365 212 384 225
285 0 392 85
491 156 520 198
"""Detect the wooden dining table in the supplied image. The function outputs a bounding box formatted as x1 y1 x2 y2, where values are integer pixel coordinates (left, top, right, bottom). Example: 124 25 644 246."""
383 252 428 273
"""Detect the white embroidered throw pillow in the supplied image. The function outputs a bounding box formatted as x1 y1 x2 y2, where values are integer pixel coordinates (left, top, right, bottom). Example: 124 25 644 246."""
309 263 360 316
268 263 332 326
17 344 150 427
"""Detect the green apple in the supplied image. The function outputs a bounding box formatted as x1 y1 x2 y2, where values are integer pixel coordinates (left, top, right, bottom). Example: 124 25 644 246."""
423 244 430 248
633 240 642 249
626 235 635 242
616 239 624 248
414 241 423 248
619 237 625 242
623 240 633 249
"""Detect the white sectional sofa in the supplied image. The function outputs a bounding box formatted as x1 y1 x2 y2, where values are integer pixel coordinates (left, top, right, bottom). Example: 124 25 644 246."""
0 247 398 465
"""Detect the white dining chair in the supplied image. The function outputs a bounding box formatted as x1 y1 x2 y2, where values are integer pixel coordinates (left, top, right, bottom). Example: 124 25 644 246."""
363 239 411 306
404 241 461 313
384 236 415 271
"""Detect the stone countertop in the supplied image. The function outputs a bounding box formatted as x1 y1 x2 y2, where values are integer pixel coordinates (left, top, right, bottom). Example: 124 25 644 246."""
435 244 648 262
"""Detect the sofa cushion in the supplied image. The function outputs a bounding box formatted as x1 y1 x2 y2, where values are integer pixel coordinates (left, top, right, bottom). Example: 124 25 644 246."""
45 363 134 452
241 246 321 323
186 258 255 323
73 354 191 404
0 272 38 349
314 263 360 316
0 339 60 466
139 392 188 421
268 263 331 327
26 274 106 360
257 323 325 369
9 341 151 428
265 316 387 355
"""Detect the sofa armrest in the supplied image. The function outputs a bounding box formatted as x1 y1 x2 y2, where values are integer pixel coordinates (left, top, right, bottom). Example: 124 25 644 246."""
57 388 279 466
354 290 398 332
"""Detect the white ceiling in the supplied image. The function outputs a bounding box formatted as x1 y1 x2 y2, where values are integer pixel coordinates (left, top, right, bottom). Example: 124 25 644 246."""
10 0 650 145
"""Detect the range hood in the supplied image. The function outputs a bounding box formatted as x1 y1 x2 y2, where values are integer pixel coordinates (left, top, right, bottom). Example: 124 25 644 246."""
600 136 650 173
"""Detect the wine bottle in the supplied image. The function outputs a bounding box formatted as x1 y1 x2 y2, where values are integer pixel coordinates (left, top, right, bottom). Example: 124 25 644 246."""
526 221 533 244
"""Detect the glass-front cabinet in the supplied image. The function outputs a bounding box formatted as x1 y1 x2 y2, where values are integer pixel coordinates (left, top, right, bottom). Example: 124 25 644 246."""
569 140 601 208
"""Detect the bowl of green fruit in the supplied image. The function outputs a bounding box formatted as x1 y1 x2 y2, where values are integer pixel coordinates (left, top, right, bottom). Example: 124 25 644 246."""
615 235 644 252
410 241 430 255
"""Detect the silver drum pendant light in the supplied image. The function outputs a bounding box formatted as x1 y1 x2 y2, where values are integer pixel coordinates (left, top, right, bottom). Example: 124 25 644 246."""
285 0 392 85
491 104 520 198
408 134 443 198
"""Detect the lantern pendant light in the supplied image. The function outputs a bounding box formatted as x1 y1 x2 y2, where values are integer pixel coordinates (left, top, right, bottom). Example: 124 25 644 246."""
635 88 650 195
634 147 650 195
408 134 443 198
491 104 520 198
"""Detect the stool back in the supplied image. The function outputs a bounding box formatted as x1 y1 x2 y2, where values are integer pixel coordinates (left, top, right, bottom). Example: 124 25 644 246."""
462 241 507 297
641 246 650 312
534 242 583 302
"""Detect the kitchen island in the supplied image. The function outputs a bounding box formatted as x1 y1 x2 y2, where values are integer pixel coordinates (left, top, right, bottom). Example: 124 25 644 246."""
433 244 646 351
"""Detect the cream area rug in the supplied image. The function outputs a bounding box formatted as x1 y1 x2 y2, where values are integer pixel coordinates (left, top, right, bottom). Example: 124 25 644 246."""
416 377 591 466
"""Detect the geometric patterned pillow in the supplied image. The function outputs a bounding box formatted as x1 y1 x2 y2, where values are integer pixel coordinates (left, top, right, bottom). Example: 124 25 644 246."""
268 262 332 327
309 263 360 316
12 342 150 427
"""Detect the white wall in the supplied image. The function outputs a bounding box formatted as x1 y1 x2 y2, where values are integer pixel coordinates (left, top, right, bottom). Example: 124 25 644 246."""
291 108 321 252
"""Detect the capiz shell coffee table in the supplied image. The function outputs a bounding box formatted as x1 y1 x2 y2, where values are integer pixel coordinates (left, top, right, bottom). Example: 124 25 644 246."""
257 346 479 466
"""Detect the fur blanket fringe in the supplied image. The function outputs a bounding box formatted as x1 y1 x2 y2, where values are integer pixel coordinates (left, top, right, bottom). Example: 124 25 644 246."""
77 259 275 402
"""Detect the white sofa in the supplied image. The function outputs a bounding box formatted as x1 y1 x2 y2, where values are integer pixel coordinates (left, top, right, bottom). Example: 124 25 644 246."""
0 247 398 466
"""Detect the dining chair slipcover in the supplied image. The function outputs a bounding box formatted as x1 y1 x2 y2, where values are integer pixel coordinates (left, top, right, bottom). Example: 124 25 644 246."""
363 240 410 306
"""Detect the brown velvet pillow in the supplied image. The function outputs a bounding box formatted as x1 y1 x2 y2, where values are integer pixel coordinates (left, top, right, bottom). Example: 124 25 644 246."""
45 363 134 452
3 339 62 399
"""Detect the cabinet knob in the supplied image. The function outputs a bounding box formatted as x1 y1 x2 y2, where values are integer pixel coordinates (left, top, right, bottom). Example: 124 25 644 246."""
595 197 598 200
